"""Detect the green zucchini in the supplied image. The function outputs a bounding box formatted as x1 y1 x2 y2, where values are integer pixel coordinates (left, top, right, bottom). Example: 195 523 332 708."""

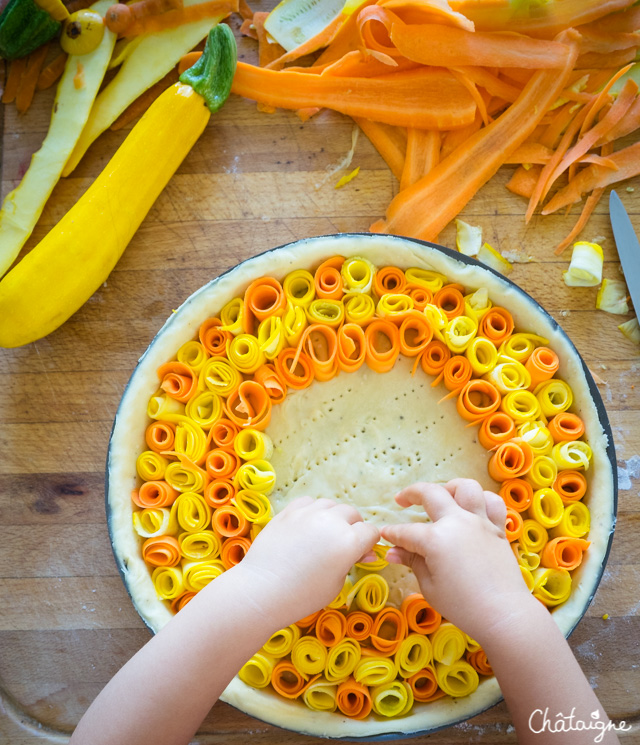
0 0 61 60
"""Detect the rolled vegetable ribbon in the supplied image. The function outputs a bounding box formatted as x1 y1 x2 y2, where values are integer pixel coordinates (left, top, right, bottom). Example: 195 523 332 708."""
535 379 574 418
423 303 448 343
283 299 308 347
203 477 235 507
532 567 572 607
467 650 493 676
499 333 549 364
147 392 184 420
292 636 328 676
376 293 414 323
518 421 554 456
554 470 587 503
373 266 407 297
499 479 533 513
199 358 242 398
346 611 374 641
170 419 209 466
220 297 244 336
239 652 276 689
263 624 301 658
465 336 498 376
303 679 339 712
233 489 272 524
152 566 183 600
505 507 524 542
336 678 373 719
547 413 585 444
132 480 178 509
337 323 367 373
435 660 480 698
365 318 400 373
227 333 266 374
520 565 535 592
501 390 541 424
525 346 560 389
171 592 196 613
283 268 315 307
408 667 444 702
212 503 250 538
300 324 339 381
346 574 389 613
209 418 239 448
398 311 433 357
431 622 467 665
253 364 287 404
444 314 477 354
328 578 353 610
370 607 407 656
145 421 176 453
136 450 169 481
341 256 375 294
220 536 252 568
433 285 465 320
485 359 531 394
163 454 208 490
171 492 212 533
520 519 549 554
479 307 514 346
234 428 273 461
355 543 389 572
325 638 361 683
205 447 241 480
271 662 317 699
456 380 501 422
488 439 534 481
306 299 345 328
370 680 413 718
401 593 442 635
405 267 446 293
315 609 348 647
512 541 541 571
257 317 285 360
407 284 433 311
478 412 517 450
465 635 481 654
344 292 376 325
551 440 592 471
243 276 287 334
550 501 590 539
275 347 315 390
142 535 181 567
464 287 492 321
177 340 209 374
295 610 323 631
133 507 175 538
395 634 433 678
199 317 231 357
355 657 398 688
157 362 198 403
185 391 223 430
525 455 558 490
182 559 225 592
542 535 591 570
234 459 276 495
314 255 344 300
442 355 473 394
226 380 272 430
179 530 222 561
421 340 451 381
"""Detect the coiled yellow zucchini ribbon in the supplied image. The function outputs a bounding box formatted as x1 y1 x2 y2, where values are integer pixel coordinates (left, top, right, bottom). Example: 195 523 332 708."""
199 358 242 397
344 293 375 325
292 637 328 676
151 566 183 600
283 269 315 307
518 421 554 456
306 299 345 328
530 488 564 528
484 359 531 393
227 333 265 374
220 297 244 336
405 267 446 292
325 638 361 683
532 568 572 606
395 634 433 678
550 502 590 539
172 418 208 465
303 679 338 712
520 519 549 553
435 660 479 697
257 317 285 360
233 459 276 494
444 314 477 353
136 450 168 480
370 680 413 718
354 657 398 686
431 623 466 665
376 293 414 321
165 460 208 494
551 441 592 470
525 456 558 489
328 578 353 609
185 391 223 430
239 652 276 688
233 489 272 525
465 635 481 653
263 624 301 658
535 379 573 418
464 287 492 321
465 336 497 376
422 304 447 342
355 543 389 571
178 530 221 561
182 559 225 592
170 492 212 532
177 340 209 373
341 256 375 293
234 428 274 461
346 574 389 613
498 333 549 364
511 541 541 570
133 507 175 538
283 300 307 346
147 392 185 419
520 565 535 592
500 390 541 424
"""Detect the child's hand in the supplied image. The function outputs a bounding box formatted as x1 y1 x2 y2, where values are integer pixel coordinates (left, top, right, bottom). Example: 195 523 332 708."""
234 496 380 631
381 479 533 645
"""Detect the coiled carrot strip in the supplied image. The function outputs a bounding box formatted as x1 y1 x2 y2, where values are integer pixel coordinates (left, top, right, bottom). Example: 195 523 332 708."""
499 478 533 513
204 478 236 508
421 339 451 382
209 418 239 448
132 480 178 509
433 285 465 319
373 266 407 296
371 607 407 656
541 537 590 571
488 439 534 480
398 311 433 357
401 593 442 635
406 284 433 310
243 276 287 334
480 307 514 345
157 361 198 403
271 661 318 699
336 678 373 719
365 318 400 373
346 611 374 641
337 323 367 372
142 535 181 567
199 317 231 357
505 507 524 542
456 379 501 422
298 324 339 381
478 412 517 449
205 447 241 480
295 610 323 630
212 503 250 538
314 255 344 299
145 421 176 453
442 355 473 394
316 609 348 647
226 380 273 430
548 412 585 442
467 650 493 676
253 364 288 404
554 470 587 503
525 346 560 389
408 667 445 702
171 591 196 613
275 347 315 389
221 536 252 568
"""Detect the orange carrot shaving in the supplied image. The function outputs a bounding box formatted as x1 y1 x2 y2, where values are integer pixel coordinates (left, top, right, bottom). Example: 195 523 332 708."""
205 447 241 479
272 663 320 699
337 678 373 719
541 537 590 571
488 439 534 481
253 363 288 403
238 0 253 20
199 317 231 357
142 535 181 567
480 307 514 345
401 593 441 634
548 412 585 442
171 592 197 612
221 536 252 568
506 165 542 199
209 418 239 448
295 610 323 630
442 355 473 394
505 507 524 542
467 650 493 676
553 187 605 255
553 470 588 503
113 0 237 37
37 52 67 91
204 478 235 507
345 610 374 640
225 380 272 430
504 143 554 165
421 339 451 382
132 480 178 508
314 255 345 299
365 318 400 372
398 311 433 357
157 361 198 402
248 12 287 68
337 323 367 372
15 44 49 113
406 284 432 311
434 285 465 319
296 324 339 381
525 346 559 389
243 276 287 333
380 0 474 32
408 668 445 702
478 411 517 450
212 503 250 538
453 65 522 102
267 13 346 70
315 609 347 647
373 265 406 295
112 68 179 130
499 478 534 513
353 117 406 180
400 128 440 190
370 606 407 655
146 421 176 453
105 0 183 35
275 347 315 389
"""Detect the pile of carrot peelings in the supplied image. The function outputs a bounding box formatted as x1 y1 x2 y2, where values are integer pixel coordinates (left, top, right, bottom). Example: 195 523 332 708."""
232 0 640 252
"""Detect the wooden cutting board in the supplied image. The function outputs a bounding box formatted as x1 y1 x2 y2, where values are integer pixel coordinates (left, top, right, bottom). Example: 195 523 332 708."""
1 10 639 743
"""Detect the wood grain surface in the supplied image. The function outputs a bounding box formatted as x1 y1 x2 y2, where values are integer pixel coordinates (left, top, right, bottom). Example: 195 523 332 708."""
1 9 639 743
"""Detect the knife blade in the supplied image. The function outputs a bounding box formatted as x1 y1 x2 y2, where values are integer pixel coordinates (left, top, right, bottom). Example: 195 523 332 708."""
609 190 640 314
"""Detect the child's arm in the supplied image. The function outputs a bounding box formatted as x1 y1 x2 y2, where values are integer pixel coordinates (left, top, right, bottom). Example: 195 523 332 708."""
382 479 620 745
70 497 379 745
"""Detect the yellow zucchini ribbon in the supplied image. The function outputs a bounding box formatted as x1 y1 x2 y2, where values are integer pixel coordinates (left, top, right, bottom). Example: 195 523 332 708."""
520 519 549 553
431 622 466 665
165 460 208 494
258 316 285 359
465 336 497 376
341 256 375 293
498 333 549 363
405 267 446 292
370 680 414 717
177 340 209 373
136 450 168 481
525 456 558 490
228 333 265 374
354 657 397 686
530 488 564 528
435 660 480 697
185 391 223 429
532 568 572 607
344 293 376 325
484 359 531 393
283 268 315 307
263 624 301 658
291 637 328 676
220 297 244 336
444 314 477 353
234 428 274 461
133 507 175 538
239 652 276 688
500 390 541 424
181 559 225 592
303 679 338 712
551 441 592 470
395 634 433 678
233 459 276 494
233 489 273 525
178 530 221 561
535 379 573 418
376 293 414 321
325 638 361 683
199 358 242 397
550 502 590 539
170 492 212 532
306 299 345 327
346 574 389 613
151 566 184 600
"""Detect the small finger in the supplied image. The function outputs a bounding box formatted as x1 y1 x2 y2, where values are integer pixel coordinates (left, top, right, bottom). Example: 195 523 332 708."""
350 520 381 555
395 482 459 521
444 479 487 517
380 522 432 557
484 490 507 533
